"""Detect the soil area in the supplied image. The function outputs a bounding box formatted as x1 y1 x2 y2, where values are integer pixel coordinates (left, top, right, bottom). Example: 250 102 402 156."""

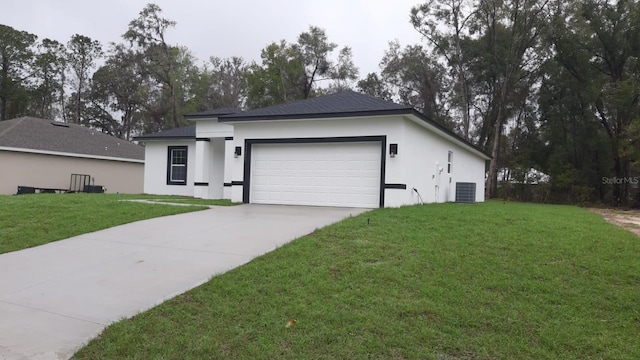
590 208 640 237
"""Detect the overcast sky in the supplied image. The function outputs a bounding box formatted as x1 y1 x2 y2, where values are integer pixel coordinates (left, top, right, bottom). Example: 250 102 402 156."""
1 0 425 77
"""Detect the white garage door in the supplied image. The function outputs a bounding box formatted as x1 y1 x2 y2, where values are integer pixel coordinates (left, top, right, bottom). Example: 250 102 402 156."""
250 142 382 208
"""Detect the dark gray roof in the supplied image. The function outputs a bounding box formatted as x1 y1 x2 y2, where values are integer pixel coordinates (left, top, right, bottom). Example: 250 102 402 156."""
184 108 239 119
0 117 144 160
135 125 195 140
219 90 412 121
131 91 490 158
220 91 489 158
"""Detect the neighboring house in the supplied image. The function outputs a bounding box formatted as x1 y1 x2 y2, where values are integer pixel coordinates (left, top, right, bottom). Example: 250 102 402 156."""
498 167 550 185
0 117 144 195
136 91 490 208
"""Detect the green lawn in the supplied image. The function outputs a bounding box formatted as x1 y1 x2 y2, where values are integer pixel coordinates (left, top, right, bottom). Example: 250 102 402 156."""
115 193 239 206
73 202 640 359
0 193 207 254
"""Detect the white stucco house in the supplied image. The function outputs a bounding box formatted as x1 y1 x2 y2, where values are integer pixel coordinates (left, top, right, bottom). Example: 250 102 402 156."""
136 91 490 208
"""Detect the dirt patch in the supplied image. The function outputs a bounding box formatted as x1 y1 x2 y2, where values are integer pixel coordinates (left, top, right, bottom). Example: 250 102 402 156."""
590 208 640 236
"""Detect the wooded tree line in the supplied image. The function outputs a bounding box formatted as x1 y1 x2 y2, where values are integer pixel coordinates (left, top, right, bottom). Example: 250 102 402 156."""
1 1 638 206
0 4 358 138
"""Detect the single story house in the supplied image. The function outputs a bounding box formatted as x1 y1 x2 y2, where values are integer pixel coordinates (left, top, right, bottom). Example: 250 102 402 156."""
0 117 144 194
136 91 490 208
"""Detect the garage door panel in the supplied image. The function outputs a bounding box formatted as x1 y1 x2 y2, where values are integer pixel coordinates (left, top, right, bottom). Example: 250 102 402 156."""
250 142 381 208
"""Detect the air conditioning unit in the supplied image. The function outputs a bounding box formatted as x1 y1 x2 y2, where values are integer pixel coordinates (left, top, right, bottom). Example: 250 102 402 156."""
455 182 476 203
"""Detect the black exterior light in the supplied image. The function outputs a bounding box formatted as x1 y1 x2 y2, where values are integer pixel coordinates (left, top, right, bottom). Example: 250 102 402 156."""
390 143 398 158
234 146 242 158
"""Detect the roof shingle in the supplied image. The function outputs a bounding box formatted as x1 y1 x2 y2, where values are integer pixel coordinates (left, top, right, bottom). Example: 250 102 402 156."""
184 108 238 119
135 125 195 140
0 117 144 160
219 90 412 121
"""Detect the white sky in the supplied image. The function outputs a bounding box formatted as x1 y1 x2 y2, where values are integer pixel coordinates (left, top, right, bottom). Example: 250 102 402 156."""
1 0 425 77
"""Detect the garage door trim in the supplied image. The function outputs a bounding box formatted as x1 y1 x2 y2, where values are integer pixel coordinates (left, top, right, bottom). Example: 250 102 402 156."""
243 136 387 207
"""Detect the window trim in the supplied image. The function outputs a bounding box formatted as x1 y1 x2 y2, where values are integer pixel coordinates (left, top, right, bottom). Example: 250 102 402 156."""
447 151 453 174
167 146 188 185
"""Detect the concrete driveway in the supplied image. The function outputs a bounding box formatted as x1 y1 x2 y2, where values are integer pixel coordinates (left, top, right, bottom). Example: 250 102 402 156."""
0 204 368 360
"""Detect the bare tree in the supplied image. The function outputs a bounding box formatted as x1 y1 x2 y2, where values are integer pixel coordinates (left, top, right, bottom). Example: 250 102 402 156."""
66 34 102 124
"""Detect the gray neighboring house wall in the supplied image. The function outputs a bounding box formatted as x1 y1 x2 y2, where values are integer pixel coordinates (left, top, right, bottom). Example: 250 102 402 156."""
0 117 145 195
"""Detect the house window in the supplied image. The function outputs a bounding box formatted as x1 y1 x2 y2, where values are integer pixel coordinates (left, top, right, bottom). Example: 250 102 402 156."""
447 151 453 174
167 146 188 185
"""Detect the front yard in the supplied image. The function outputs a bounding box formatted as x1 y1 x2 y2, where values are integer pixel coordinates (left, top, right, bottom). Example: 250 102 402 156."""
0 194 211 254
72 202 640 359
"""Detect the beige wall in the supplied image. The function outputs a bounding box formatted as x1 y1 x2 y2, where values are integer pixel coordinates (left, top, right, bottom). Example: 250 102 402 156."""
0 150 143 195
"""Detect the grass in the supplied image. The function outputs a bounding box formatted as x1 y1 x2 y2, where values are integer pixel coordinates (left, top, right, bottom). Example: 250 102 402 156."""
115 193 239 206
143 198 237 206
73 201 640 359
0 193 208 254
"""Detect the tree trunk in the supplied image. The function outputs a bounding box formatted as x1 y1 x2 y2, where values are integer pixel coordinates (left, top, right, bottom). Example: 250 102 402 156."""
485 76 510 199
485 113 503 199
458 64 470 140
76 70 83 124
1 60 7 120
60 72 67 122
76 90 81 124
0 96 6 121
612 155 623 207
171 82 179 128
453 16 470 140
